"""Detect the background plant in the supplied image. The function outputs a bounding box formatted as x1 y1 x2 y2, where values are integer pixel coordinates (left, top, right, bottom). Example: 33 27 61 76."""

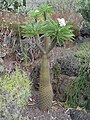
67 61 90 110
67 42 90 110
77 0 90 22
0 0 27 11
82 21 90 29
0 0 20 11
76 0 90 29
74 42 90 62
0 68 32 119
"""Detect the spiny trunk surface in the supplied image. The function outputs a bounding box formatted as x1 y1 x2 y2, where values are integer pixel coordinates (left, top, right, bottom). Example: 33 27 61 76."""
39 54 53 111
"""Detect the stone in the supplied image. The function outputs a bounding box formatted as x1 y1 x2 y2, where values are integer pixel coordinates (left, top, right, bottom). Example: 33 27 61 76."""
51 74 75 102
80 28 90 38
57 56 80 76
69 109 90 120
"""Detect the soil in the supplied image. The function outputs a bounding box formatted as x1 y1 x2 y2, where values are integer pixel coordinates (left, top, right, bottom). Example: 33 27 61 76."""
24 100 71 120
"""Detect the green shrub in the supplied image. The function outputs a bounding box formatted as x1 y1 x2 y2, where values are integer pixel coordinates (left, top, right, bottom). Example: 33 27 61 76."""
77 0 90 22
82 21 90 29
74 42 90 62
67 42 90 110
0 68 32 119
67 62 90 110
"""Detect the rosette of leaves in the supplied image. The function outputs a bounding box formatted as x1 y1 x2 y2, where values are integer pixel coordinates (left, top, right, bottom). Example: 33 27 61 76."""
38 4 54 20
30 10 41 22
28 5 53 22
22 21 45 37
22 4 74 112
39 4 53 13
43 18 74 44
22 18 74 46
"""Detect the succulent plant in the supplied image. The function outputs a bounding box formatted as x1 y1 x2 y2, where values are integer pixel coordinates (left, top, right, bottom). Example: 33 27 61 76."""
22 4 74 112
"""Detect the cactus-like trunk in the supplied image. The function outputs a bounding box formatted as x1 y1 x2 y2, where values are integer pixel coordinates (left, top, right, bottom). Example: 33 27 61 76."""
36 37 56 111
39 54 53 111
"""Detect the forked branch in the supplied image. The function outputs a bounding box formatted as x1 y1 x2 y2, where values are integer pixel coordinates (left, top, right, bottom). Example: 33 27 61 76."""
46 37 57 54
35 35 46 54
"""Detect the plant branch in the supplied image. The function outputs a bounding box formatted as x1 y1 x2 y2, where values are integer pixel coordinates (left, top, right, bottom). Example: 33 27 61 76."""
35 35 46 54
46 36 57 54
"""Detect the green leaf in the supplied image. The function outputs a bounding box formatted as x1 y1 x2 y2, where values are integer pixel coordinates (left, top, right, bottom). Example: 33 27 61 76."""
38 4 54 14
22 21 45 37
22 5 74 43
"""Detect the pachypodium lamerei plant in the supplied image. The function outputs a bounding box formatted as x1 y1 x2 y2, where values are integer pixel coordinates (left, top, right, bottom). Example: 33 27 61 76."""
22 4 74 112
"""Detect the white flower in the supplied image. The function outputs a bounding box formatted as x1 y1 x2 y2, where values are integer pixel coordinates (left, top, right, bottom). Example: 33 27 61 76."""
35 10 39 13
57 18 66 26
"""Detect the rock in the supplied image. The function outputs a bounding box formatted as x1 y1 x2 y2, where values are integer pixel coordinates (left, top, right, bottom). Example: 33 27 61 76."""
69 109 90 120
57 55 80 76
51 74 75 102
76 36 90 44
74 27 90 44
80 28 90 38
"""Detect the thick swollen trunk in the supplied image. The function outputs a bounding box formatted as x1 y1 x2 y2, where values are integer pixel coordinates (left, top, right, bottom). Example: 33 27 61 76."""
39 54 53 111
36 36 56 111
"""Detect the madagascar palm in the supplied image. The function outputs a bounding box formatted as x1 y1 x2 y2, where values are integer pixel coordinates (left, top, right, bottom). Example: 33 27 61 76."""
22 4 74 112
